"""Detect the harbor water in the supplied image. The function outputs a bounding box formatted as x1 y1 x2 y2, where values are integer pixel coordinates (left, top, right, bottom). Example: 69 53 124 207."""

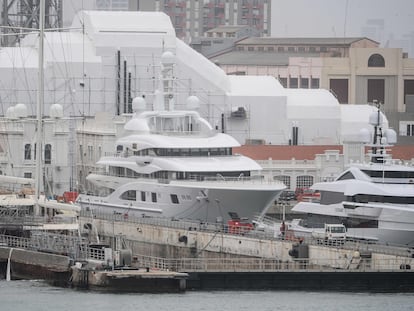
1 280 413 311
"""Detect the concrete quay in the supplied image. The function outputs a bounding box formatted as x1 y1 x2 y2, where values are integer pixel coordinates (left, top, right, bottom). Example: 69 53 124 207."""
80 212 414 272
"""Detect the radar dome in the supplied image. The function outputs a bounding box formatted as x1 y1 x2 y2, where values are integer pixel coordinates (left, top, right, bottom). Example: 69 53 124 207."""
384 128 397 144
14 103 28 118
132 97 146 112
186 96 200 110
161 51 175 65
50 103 63 118
359 128 371 143
6 106 16 119
369 111 383 126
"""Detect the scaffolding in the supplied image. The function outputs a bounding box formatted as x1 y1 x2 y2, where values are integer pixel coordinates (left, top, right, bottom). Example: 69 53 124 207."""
1 0 63 46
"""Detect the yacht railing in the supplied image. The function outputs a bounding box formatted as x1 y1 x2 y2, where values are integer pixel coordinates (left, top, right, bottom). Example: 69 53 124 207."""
86 170 283 185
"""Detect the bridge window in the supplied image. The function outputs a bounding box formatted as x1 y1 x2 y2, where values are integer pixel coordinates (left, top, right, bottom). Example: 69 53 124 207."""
170 194 179 204
120 190 136 201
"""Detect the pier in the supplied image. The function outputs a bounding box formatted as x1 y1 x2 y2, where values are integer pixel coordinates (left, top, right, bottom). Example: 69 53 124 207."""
0 210 414 292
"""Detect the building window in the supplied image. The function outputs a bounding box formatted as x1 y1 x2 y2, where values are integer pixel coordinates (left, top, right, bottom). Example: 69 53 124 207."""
267 46 274 52
320 46 327 52
311 78 320 89
44 144 51 164
296 175 314 190
367 79 385 105
289 77 298 88
24 144 31 160
330 79 349 104
88 145 93 162
274 175 291 189
288 46 295 52
141 191 146 202
248 46 254 51
277 46 284 52
407 124 414 136
151 192 157 203
258 46 264 51
300 77 309 88
298 46 305 52
404 80 414 106
278 77 287 88
309 47 316 53
399 121 414 136
368 54 385 67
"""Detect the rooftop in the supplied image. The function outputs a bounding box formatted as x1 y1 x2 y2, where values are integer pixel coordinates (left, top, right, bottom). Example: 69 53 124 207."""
237 37 379 46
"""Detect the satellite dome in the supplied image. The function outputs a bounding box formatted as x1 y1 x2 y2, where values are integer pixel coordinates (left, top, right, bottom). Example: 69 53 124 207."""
6 106 17 119
161 51 175 65
14 103 28 118
359 128 371 143
50 103 63 118
369 111 383 126
132 97 146 112
186 95 200 110
384 128 397 144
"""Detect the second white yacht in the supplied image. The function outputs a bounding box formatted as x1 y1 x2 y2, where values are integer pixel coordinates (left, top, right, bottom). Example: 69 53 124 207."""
292 103 414 246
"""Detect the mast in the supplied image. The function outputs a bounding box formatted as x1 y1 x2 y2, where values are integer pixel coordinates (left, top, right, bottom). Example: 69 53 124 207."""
35 0 45 215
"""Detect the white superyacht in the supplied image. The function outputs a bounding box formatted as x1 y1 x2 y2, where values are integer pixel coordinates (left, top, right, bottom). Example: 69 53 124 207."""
77 102 285 223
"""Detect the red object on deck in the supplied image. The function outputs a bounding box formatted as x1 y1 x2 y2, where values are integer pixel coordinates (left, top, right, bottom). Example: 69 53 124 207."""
63 191 79 203
227 219 254 234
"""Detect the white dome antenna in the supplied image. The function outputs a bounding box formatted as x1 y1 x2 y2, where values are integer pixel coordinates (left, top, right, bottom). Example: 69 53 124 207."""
384 128 397 144
132 97 146 112
186 95 200 110
14 103 28 118
161 51 175 66
6 106 17 119
50 103 63 118
359 128 371 143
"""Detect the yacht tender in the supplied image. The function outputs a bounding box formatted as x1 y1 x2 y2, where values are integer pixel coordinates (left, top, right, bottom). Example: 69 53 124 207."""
77 110 285 223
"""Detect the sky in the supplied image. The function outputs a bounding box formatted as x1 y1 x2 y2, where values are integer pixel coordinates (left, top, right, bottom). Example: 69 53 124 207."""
271 0 414 55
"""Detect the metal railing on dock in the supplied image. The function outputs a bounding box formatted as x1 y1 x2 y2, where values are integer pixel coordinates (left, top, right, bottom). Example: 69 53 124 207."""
132 254 413 273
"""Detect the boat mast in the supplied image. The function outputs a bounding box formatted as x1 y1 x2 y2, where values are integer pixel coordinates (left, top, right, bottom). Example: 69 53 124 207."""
371 100 383 163
35 0 45 214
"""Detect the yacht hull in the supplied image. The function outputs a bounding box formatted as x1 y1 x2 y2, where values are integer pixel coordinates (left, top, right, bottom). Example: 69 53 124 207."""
77 180 284 223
